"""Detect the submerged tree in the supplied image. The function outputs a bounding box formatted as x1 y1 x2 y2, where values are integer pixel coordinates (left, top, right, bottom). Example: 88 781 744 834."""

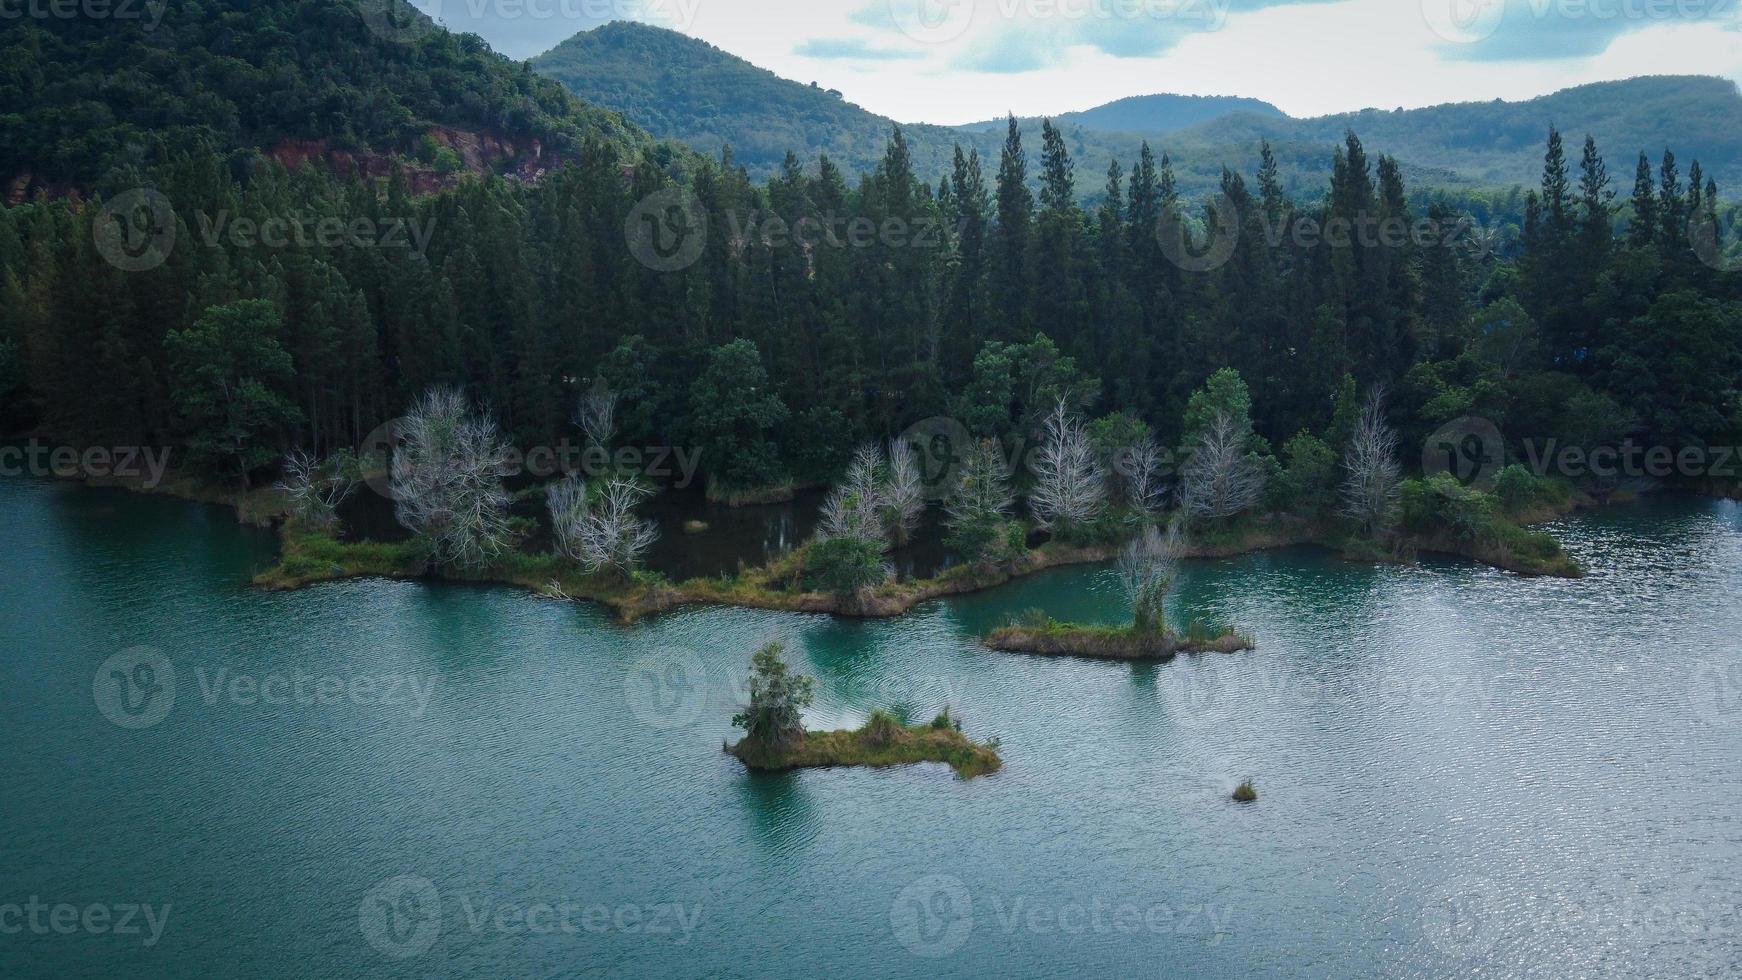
547 473 660 578
276 448 358 531
1180 411 1264 524
1340 387 1403 537
883 438 925 545
1118 523 1181 635
819 444 889 544
578 385 618 453
391 387 514 571
1028 399 1106 537
732 642 816 750
811 444 894 596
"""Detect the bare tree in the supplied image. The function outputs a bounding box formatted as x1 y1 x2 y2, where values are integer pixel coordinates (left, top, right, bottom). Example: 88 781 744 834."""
1179 411 1264 523
883 438 925 545
819 444 888 545
391 387 514 571
1028 399 1107 535
1341 386 1403 537
548 473 660 577
945 437 1017 564
1121 437 1170 517
946 438 1015 529
578 385 618 453
1118 522 1181 635
277 448 358 530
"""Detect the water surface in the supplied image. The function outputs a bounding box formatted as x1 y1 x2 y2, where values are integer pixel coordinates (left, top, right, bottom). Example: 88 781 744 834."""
3 478 1739 978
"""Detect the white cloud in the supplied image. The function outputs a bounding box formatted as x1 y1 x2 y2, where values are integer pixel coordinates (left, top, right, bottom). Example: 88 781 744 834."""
446 0 1742 122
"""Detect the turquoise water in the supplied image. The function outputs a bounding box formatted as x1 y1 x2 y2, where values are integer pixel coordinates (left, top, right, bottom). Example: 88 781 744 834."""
3 477 1740 978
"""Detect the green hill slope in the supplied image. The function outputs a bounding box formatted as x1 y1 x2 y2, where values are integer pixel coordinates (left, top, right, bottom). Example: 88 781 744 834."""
533 23 1740 198
0 0 659 198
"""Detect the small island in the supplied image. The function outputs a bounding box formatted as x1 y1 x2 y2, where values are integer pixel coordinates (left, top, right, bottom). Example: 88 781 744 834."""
985 524 1255 661
723 644 1002 779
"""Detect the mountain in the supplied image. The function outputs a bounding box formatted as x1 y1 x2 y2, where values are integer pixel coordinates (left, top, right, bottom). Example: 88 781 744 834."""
957 94 1288 136
1175 75 1742 191
531 21 973 181
534 23 1741 199
0 0 663 200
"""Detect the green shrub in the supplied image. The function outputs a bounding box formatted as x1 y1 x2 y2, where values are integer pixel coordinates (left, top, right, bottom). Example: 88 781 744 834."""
1400 474 1496 542
1491 466 1560 518
1274 431 1338 516
804 537 889 595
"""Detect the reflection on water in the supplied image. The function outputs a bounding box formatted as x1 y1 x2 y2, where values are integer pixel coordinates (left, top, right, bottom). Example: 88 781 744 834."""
4 479 1740 980
339 480 956 581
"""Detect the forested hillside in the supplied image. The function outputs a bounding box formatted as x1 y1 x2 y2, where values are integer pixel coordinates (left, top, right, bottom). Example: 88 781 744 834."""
1180 75 1742 193
0 0 662 199
3 110 1736 501
531 22 1742 200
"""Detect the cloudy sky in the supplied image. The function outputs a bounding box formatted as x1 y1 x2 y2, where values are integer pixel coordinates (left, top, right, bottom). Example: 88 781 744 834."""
414 0 1742 122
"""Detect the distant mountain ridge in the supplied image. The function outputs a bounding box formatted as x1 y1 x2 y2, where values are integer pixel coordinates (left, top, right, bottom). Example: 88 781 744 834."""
532 22 1742 198
956 94 1290 136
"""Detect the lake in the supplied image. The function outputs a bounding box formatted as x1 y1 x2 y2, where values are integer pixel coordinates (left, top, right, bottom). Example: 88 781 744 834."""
3 476 1739 978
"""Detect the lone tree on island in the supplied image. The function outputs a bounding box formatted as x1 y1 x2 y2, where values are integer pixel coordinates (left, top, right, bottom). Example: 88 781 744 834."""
732 643 815 751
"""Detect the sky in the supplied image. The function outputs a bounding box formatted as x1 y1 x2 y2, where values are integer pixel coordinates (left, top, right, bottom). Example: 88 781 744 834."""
409 0 1742 122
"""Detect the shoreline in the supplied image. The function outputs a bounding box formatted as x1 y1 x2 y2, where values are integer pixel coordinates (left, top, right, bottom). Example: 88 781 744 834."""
25 467 1671 624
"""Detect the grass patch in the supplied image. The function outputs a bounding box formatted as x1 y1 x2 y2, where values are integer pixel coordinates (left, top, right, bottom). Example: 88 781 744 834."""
985 612 1253 661
253 522 425 589
726 715 1002 780
1233 780 1258 804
